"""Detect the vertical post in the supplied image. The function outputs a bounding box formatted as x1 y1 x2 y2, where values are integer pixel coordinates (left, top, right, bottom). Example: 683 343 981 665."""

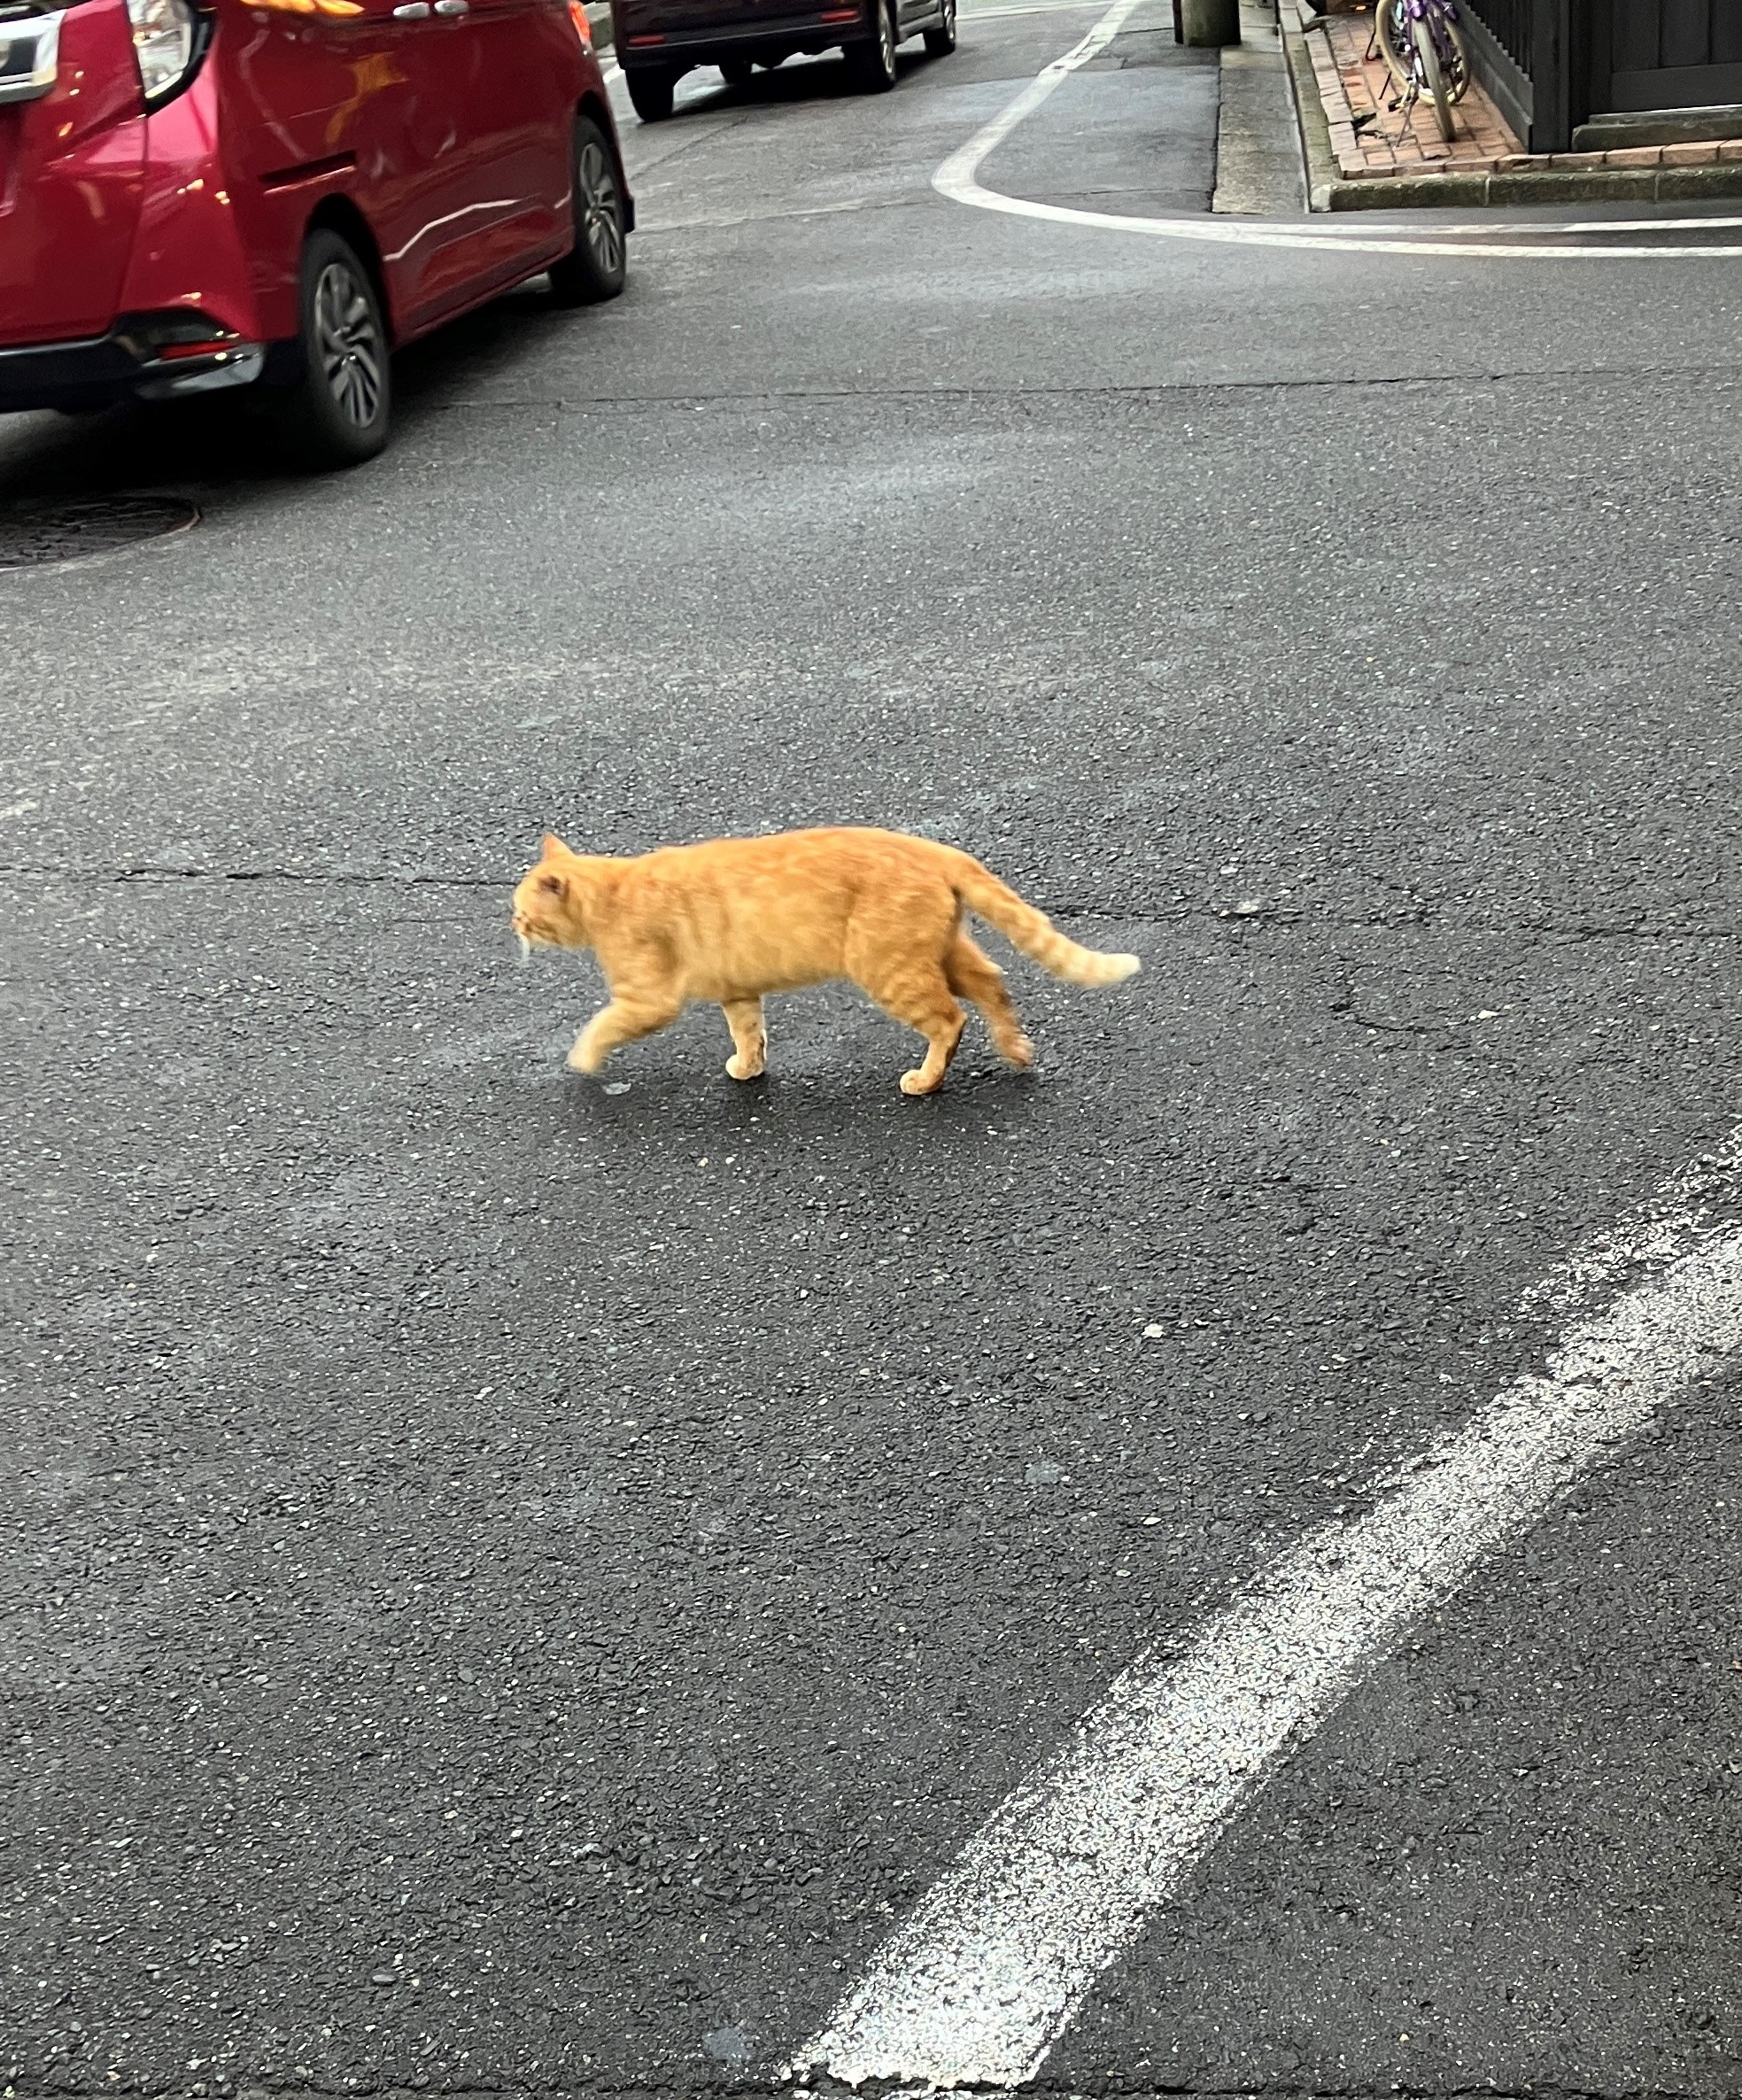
1180 0 1239 41
1529 0 1572 150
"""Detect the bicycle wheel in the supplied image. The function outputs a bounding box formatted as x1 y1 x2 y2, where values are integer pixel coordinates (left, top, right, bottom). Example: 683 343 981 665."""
1413 11 1454 139
1374 0 1412 89
1440 12 1471 101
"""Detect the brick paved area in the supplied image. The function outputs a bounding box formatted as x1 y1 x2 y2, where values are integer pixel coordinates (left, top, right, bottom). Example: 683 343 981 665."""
1294 1 1742 183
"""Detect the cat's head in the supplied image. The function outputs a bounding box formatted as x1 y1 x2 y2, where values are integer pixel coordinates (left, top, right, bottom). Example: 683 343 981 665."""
512 833 590 954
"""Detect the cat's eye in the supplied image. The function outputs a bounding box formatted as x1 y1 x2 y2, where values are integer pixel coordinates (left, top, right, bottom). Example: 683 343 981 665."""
538 872 566 895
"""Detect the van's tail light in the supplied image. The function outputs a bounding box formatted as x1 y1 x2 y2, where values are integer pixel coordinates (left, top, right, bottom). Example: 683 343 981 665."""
124 0 206 103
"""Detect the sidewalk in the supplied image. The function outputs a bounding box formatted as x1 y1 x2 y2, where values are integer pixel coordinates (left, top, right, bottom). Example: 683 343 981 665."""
1282 0 1742 209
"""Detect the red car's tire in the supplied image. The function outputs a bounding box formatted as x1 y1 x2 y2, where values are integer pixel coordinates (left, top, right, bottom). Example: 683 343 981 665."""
547 115 628 305
266 229 391 469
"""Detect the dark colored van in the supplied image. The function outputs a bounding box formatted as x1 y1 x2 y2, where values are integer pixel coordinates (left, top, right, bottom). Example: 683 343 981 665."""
613 0 956 120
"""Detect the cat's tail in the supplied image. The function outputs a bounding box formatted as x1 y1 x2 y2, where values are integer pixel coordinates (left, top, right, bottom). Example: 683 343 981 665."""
945 853 1142 988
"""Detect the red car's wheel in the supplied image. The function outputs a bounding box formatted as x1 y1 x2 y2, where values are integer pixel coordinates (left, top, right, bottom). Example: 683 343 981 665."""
548 115 628 305
266 229 391 469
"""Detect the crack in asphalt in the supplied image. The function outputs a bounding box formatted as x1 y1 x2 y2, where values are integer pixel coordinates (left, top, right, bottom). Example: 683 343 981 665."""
0 864 1735 945
410 363 1742 415
1326 988 1438 1037
618 109 755 179
1319 986 1549 1068
0 863 512 888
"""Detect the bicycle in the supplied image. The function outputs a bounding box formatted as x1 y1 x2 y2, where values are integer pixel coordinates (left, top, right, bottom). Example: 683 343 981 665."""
1372 0 1471 144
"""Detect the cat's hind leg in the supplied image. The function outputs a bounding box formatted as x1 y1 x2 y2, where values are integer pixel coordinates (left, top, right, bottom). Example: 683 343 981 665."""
567 994 684 1073
945 932 1034 1069
853 958 966 1096
721 997 767 1080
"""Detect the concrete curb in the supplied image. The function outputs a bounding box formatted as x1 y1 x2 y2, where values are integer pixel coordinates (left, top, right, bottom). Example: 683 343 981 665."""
1280 8 1337 209
1280 10 1742 209
586 0 614 53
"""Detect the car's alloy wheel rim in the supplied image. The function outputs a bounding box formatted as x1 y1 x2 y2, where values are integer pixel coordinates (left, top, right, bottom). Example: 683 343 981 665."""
313 260 383 429
879 3 893 71
578 139 623 275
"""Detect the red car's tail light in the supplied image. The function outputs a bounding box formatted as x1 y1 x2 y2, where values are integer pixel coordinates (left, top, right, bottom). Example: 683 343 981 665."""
115 311 241 358
566 0 591 47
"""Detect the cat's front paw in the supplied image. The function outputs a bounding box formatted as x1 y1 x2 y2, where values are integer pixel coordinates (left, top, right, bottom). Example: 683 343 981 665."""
725 1053 765 1081
900 1066 943 1096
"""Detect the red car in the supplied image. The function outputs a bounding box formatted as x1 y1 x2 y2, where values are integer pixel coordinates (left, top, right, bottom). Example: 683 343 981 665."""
0 0 631 462
614 0 956 122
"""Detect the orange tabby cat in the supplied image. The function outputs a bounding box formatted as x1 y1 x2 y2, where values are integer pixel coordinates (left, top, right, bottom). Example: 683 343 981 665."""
511 826 1139 1096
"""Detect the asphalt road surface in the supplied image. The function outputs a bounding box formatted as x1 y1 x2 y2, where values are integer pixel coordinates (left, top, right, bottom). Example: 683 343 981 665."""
4 5 1741 2096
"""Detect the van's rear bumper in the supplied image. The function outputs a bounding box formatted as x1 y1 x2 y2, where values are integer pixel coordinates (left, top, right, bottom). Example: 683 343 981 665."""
0 324 266 414
616 3 871 60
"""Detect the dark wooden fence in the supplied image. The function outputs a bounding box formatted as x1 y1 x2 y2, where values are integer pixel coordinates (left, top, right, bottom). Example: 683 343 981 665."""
1459 0 1561 147
1603 0 1742 109
1458 0 1742 151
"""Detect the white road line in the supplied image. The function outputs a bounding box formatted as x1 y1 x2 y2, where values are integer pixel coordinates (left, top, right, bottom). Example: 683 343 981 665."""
932 0 1742 255
1521 1123 1742 1320
791 1130 1742 2089
961 0 1114 16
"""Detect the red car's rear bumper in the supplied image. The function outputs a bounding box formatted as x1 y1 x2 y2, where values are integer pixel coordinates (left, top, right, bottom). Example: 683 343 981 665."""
0 318 266 413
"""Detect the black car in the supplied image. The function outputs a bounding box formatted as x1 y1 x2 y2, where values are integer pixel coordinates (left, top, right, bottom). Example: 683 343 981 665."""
612 0 956 119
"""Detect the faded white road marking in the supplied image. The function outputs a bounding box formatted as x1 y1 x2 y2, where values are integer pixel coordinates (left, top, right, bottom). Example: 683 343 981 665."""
963 1 1114 15
932 0 1742 256
792 1133 1742 2088
1521 1125 1742 1320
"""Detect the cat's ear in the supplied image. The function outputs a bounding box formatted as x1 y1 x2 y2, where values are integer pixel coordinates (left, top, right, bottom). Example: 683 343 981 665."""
541 832 572 860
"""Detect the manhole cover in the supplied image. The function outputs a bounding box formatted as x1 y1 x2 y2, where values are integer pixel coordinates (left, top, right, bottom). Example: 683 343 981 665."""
0 495 199 570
